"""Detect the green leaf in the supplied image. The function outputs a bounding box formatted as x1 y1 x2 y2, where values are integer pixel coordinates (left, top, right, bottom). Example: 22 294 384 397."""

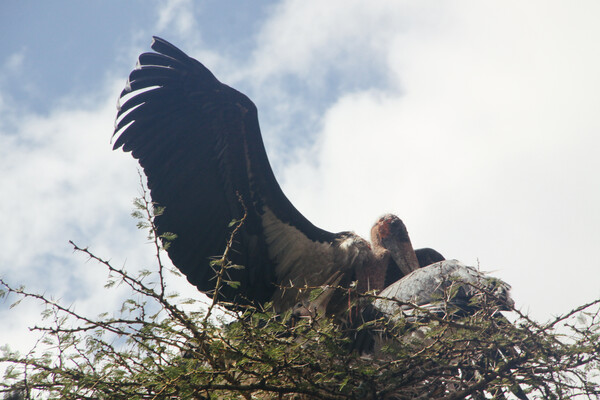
131 210 144 220
9 299 22 309
152 204 165 217
160 232 177 241
225 280 241 289
209 259 223 267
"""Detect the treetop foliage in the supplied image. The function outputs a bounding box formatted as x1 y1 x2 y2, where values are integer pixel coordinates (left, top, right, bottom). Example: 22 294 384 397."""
2 188 600 399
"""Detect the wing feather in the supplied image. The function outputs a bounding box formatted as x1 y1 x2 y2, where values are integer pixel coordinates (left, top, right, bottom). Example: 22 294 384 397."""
113 37 340 306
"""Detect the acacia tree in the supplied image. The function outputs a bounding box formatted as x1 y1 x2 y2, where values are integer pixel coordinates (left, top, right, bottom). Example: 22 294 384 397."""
2 190 600 399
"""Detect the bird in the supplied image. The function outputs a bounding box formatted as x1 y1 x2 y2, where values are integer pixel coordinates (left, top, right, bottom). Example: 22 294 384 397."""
112 37 447 315
112 37 529 399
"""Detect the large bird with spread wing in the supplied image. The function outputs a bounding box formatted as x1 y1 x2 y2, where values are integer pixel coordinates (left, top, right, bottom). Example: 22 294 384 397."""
113 37 528 400
112 37 510 319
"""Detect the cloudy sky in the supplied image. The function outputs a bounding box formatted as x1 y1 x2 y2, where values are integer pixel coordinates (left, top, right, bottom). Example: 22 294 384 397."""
2 0 600 354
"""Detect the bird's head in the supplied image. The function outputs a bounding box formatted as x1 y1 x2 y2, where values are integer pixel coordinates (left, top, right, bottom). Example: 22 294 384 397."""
371 214 410 248
371 214 420 276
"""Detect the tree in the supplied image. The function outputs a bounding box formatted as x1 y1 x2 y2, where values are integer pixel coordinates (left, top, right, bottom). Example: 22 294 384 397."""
2 190 600 399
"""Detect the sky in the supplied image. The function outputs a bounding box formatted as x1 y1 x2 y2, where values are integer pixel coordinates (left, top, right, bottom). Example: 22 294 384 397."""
1 0 600 356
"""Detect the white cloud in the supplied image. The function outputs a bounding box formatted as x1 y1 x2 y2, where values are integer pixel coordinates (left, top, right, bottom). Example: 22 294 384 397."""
153 0 209 57
4 49 25 73
156 0 197 38
251 0 443 85
0 78 204 354
249 0 600 319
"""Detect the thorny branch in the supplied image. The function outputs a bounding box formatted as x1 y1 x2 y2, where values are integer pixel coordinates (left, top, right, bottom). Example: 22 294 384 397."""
1 187 600 399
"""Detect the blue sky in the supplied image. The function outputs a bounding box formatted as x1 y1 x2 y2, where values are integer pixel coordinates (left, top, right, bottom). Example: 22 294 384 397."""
2 0 600 354
0 1 277 113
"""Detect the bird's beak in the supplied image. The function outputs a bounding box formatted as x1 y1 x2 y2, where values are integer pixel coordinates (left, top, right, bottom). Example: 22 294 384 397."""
385 238 420 277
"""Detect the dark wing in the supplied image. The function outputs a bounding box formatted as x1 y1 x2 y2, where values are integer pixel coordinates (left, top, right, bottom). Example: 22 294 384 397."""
113 37 340 307
415 247 445 268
